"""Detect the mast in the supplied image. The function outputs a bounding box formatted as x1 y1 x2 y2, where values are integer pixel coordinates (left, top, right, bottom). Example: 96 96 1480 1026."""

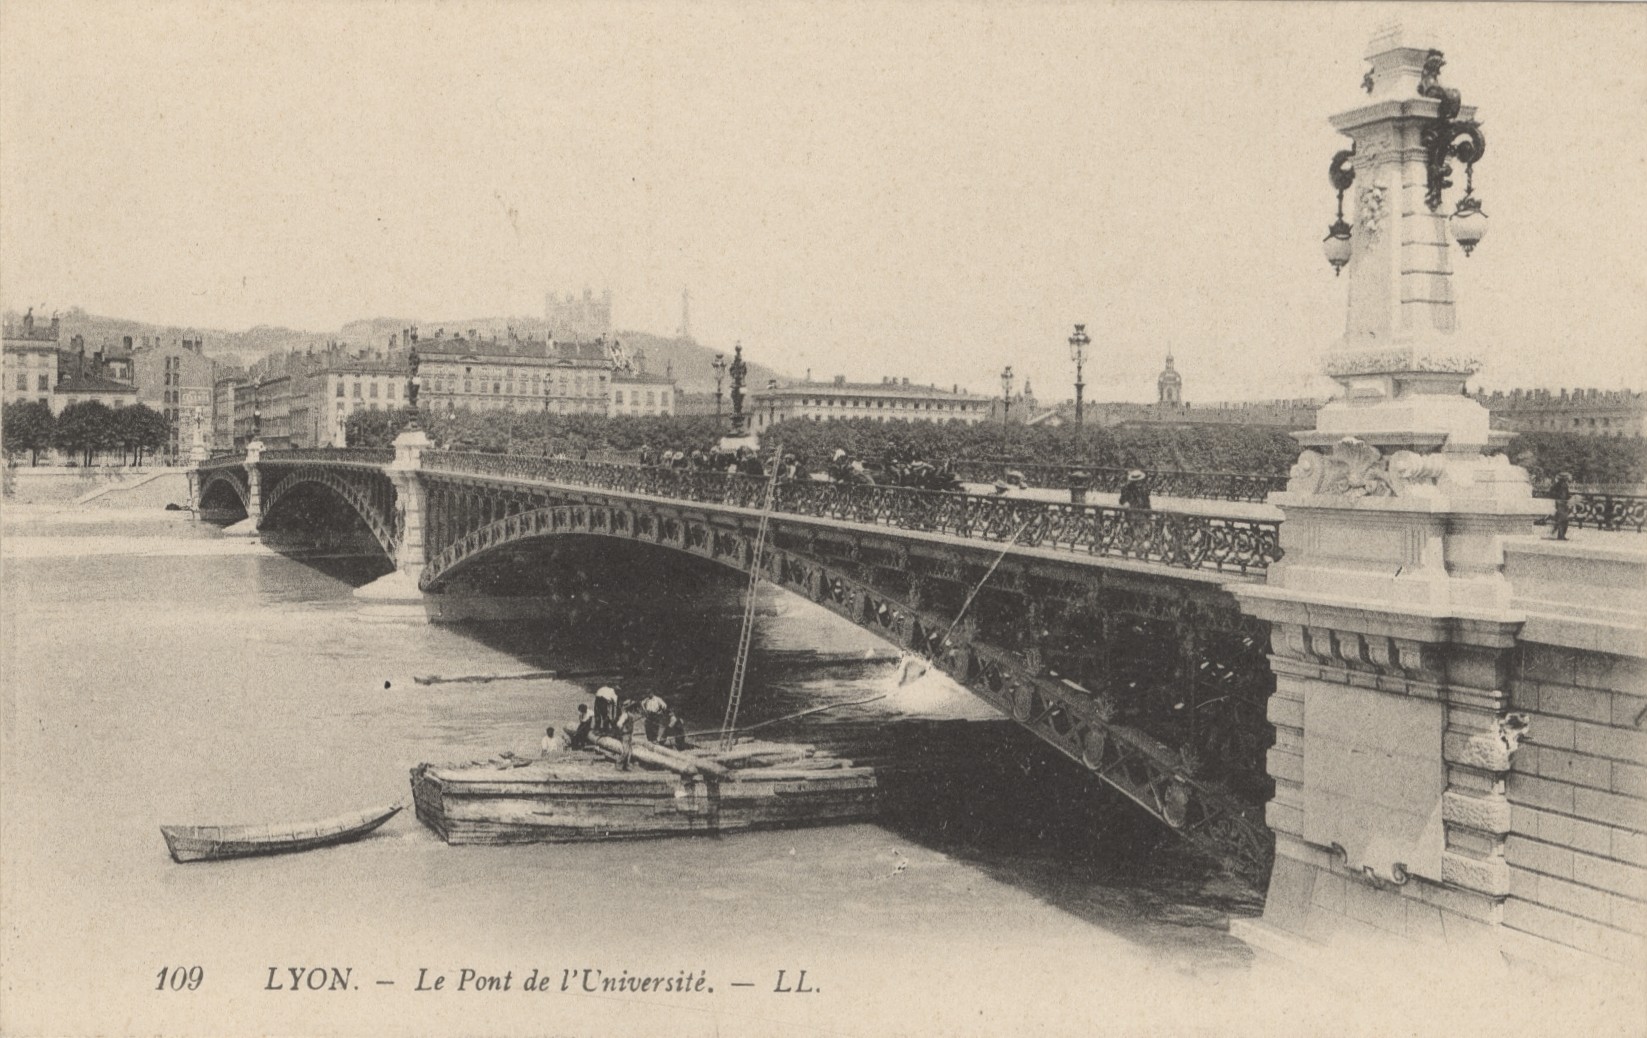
718 444 783 750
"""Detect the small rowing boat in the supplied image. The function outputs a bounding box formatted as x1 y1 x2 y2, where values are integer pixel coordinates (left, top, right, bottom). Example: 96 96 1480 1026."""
160 803 403 863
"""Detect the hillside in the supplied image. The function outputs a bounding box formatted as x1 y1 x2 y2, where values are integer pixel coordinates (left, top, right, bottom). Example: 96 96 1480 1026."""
4 307 795 390
614 331 790 394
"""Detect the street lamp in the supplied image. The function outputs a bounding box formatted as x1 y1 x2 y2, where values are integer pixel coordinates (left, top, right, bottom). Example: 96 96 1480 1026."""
1068 323 1090 433
1322 148 1354 276
405 346 422 430
766 378 778 427
1000 366 1015 429
712 353 727 418
251 378 263 441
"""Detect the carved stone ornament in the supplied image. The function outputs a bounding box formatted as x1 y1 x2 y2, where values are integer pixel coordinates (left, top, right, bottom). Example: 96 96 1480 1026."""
1287 438 1446 498
1357 184 1388 237
1322 350 1482 378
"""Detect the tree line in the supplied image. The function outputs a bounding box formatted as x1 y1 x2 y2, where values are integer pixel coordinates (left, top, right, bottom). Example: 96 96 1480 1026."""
1 400 173 467
342 406 1647 487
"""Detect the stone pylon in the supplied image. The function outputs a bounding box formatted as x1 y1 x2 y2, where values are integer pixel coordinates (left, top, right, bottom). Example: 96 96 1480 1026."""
354 427 432 619
222 439 264 536
1231 26 1548 959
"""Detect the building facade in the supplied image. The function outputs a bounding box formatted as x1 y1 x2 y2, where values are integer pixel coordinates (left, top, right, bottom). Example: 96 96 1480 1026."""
51 373 138 414
2 311 60 407
1473 387 1645 438
131 336 215 460
413 330 614 417
750 376 994 428
610 370 675 416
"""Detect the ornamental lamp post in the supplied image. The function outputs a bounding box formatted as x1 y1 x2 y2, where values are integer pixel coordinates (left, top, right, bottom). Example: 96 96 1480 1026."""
403 346 423 433
712 353 727 418
251 378 263 442
1000 366 1015 429
1068 323 1091 433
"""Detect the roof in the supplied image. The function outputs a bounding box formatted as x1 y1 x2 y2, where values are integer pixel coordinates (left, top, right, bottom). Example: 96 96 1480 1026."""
55 373 137 394
764 380 992 402
413 337 612 364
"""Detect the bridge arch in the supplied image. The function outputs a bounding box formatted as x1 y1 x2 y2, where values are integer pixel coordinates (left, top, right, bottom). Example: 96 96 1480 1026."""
419 500 1274 886
259 465 400 559
198 469 250 514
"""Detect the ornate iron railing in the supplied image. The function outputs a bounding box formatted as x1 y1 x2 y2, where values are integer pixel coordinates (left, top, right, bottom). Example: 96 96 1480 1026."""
1534 491 1647 534
260 447 395 466
196 453 246 472
422 450 1282 574
951 459 1287 502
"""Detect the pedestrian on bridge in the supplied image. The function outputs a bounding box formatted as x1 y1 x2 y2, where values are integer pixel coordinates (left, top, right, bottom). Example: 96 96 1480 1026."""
1119 470 1152 510
1549 471 1572 540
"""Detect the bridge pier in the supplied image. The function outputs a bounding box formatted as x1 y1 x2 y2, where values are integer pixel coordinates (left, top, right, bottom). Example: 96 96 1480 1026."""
355 429 433 619
222 440 264 536
1231 27 1642 979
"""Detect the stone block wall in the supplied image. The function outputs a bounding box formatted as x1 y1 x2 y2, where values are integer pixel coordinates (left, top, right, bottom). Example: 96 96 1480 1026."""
1503 643 1646 965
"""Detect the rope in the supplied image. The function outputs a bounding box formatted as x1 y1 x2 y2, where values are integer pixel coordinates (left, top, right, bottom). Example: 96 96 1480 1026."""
697 514 1032 744
934 515 1034 656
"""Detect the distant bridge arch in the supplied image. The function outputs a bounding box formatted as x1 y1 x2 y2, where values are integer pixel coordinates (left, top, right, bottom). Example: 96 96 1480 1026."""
260 464 401 559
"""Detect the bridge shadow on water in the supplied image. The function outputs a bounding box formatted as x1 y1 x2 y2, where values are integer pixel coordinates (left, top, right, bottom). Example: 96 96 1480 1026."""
417 543 1265 966
872 731 1264 967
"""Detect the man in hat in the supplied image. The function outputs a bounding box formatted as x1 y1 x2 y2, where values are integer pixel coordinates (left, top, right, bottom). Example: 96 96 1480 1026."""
1119 470 1152 510
616 699 638 771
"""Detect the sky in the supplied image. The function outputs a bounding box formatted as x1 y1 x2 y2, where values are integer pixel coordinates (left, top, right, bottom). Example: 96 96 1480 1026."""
2 2 1644 402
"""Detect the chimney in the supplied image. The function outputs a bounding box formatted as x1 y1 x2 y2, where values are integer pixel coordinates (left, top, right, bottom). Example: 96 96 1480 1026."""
834 375 845 387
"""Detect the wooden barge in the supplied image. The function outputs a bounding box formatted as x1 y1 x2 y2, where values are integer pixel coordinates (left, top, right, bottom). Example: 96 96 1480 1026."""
410 720 1019 846
410 736 879 845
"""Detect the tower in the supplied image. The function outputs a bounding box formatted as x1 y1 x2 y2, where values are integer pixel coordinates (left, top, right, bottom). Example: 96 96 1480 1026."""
1157 353 1183 405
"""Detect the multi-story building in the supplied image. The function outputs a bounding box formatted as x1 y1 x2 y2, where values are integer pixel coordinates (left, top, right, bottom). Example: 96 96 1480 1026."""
1473 388 1645 439
213 372 244 451
51 372 138 414
751 375 994 428
317 357 405 446
2 310 60 407
132 335 215 460
411 329 614 417
545 288 613 342
610 370 676 416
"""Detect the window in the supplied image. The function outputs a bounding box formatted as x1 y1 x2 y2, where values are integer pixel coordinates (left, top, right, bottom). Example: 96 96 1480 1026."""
336 382 344 397
36 374 48 391
354 382 363 398
646 391 655 407
614 390 624 405
370 382 379 398
387 382 396 400
14 374 25 391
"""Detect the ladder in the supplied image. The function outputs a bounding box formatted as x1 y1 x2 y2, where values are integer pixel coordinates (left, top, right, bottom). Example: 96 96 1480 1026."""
719 444 783 750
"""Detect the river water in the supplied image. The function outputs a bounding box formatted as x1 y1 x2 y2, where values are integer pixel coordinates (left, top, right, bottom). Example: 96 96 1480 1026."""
0 510 1612 1037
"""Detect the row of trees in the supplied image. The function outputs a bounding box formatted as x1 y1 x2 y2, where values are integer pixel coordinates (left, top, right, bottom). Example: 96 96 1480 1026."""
1 400 173 467
341 406 1647 486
